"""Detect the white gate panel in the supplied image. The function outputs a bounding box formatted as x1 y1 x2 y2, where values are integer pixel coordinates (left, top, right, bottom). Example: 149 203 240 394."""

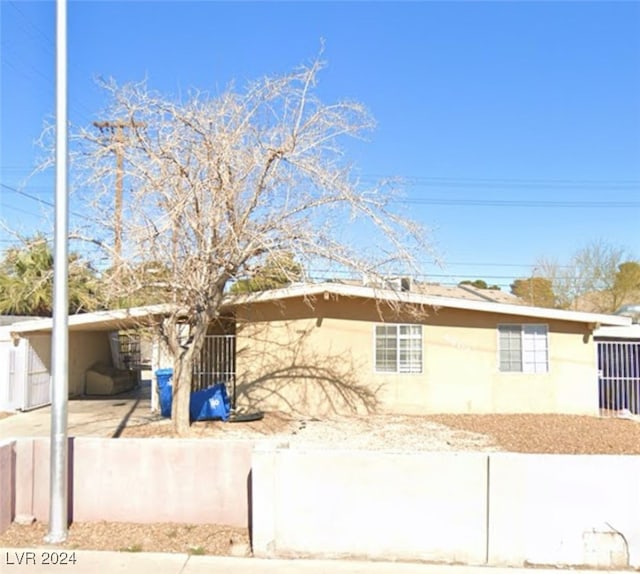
24 335 51 410
0 339 20 411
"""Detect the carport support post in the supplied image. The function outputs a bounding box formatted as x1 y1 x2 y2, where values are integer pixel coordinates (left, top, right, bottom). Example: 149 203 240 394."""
45 0 69 544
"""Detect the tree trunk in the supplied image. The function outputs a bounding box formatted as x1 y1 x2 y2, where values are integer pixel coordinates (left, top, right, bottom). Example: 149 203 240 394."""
170 315 210 436
172 359 192 436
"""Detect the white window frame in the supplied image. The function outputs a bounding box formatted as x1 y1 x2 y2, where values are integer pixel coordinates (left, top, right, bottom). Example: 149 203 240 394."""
373 324 423 374
497 323 549 374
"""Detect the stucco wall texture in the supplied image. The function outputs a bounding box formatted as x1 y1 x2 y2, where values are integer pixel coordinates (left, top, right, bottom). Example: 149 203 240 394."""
7 437 253 528
234 297 597 417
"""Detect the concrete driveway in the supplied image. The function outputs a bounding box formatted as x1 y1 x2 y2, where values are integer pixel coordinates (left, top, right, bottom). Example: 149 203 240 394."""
0 384 160 439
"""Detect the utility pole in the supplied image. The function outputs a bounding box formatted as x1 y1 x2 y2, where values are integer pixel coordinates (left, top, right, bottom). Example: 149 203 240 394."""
93 120 145 271
46 0 68 544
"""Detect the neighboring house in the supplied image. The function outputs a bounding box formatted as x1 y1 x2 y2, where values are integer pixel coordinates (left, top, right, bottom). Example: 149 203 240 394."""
336 278 526 305
572 290 640 315
0 283 631 417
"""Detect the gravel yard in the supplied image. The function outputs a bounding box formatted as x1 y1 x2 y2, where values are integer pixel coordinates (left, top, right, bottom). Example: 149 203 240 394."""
119 410 640 455
119 411 502 451
0 521 249 556
427 413 640 454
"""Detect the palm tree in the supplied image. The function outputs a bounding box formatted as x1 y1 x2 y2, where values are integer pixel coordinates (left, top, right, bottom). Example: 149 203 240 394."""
0 236 103 316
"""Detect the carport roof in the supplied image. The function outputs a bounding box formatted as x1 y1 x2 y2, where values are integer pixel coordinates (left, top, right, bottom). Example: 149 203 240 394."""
3 303 175 335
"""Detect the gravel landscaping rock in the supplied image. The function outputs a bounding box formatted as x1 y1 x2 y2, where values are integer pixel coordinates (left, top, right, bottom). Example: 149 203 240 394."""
119 411 640 454
120 412 502 452
0 522 249 556
427 413 640 454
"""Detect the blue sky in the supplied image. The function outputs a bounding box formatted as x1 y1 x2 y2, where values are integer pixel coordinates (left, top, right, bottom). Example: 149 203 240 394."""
1 0 639 289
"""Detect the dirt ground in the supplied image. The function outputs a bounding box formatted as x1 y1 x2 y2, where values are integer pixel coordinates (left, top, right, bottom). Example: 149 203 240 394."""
0 521 249 555
119 410 640 455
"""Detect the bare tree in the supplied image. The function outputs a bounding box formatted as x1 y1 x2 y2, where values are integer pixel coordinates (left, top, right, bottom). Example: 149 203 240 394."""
535 240 635 312
67 58 433 435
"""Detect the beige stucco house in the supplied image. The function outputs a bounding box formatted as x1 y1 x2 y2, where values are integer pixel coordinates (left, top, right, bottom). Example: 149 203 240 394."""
0 283 632 417
228 283 631 416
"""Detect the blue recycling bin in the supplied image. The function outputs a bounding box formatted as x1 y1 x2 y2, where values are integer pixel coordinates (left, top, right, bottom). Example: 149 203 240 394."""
155 368 174 418
190 383 231 422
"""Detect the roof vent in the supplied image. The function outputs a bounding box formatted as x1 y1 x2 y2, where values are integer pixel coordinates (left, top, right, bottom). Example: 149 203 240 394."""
362 275 412 292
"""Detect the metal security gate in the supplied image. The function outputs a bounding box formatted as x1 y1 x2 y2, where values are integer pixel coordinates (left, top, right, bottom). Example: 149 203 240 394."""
193 335 235 392
598 341 640 415
109 331 142 371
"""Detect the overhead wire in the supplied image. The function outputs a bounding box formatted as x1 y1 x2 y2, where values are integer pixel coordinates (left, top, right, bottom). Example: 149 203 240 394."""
358 174 640 188
3 0 95 125
0 182 102 224
393 197 640 208
0 203 45 218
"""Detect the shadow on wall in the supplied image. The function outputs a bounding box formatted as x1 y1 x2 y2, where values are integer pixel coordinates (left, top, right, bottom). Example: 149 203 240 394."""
235 321 380 417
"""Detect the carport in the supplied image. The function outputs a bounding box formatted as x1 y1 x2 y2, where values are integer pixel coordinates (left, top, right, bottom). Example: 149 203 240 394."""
0 305 172 412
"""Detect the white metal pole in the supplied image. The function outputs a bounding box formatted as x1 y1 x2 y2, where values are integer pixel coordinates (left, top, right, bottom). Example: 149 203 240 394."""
45 0 69 544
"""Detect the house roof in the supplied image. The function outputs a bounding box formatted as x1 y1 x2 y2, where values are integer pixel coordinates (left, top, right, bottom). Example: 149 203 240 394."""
229 282 633 326
0 315 36 327
419 283 526 305
331 279 526 305
3 281 631 338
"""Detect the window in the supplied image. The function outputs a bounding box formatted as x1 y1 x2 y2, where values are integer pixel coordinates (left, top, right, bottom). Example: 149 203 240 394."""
375 324 422 373
498 324 548 373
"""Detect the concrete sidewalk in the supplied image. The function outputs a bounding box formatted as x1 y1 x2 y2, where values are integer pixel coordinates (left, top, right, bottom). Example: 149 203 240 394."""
0 385 156 440
0 550 626 574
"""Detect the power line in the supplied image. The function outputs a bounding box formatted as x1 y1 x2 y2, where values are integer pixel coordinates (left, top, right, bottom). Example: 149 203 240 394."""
8 0 55 50
3 168 639 188
4 0 95 123
434 261 534 268
360 174 640 188
1 182 54 207
0 203 44 217
0 182 100 223
394 197 640 208
306 269 531 281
